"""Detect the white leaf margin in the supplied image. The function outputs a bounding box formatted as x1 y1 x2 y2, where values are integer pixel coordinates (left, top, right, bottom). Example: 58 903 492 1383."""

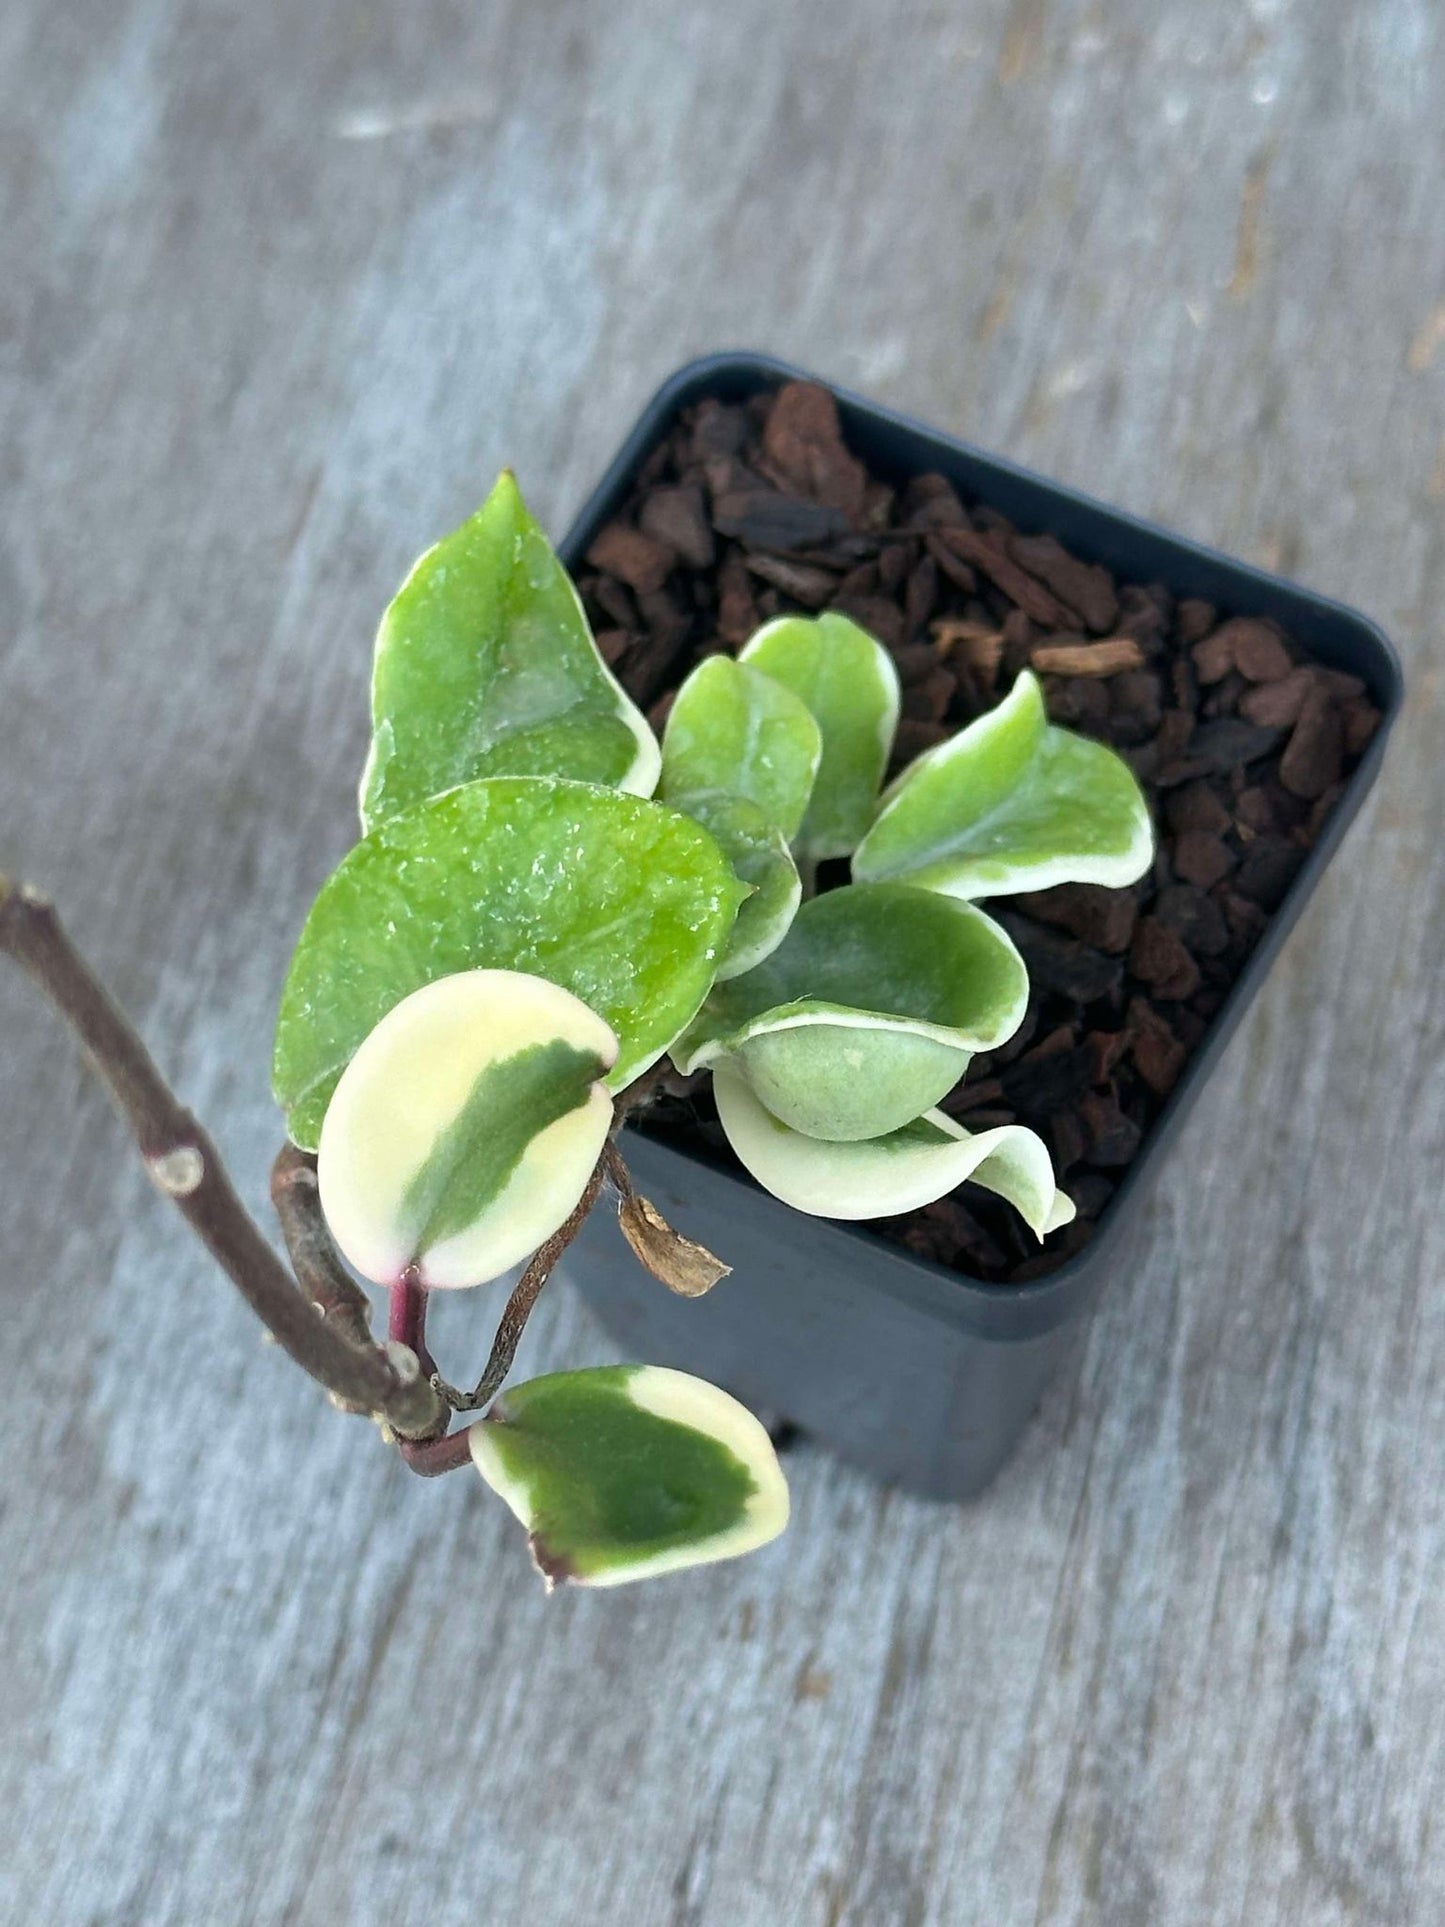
713 1064 1076 1241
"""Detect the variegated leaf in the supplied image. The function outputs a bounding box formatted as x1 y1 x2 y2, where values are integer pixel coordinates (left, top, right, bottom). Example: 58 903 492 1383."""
713 1064 1076 1240
853 669 1153 899
273 776 744 1150
470 1366 789 1588
318 970 615 1289
361 472 659 830
674 883 1027 1141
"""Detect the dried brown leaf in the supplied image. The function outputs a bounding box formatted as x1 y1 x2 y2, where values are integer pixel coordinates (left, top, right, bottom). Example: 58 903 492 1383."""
619 1194 731 1298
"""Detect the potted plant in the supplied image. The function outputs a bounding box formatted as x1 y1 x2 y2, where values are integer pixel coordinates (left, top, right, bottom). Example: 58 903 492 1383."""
0 357 1399 1584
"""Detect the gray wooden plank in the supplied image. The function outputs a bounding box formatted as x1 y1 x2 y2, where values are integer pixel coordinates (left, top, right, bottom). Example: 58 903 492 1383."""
1 0 1442 1922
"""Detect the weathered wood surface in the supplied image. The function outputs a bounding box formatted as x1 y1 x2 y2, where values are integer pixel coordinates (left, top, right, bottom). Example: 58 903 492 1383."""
2 0 1442 1920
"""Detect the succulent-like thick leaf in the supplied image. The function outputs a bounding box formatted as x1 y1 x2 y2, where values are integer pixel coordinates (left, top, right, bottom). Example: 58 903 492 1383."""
739 614 900 861
316 970 615 1289
669 791 801 980
469 1365 789 1588
360 473 659 830
661 655 822 841
674 883 1027 1141
274 777 743 1150
714 1065 1076 1240
853 670 1153 899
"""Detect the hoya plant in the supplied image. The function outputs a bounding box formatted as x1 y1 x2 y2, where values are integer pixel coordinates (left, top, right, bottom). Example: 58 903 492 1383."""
0 470 1152 1588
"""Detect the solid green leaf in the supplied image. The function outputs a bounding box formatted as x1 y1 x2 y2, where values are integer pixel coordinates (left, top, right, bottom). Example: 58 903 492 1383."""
274 777 744 1149
853 669 1154 899
739 614 900 861
674 882 1027 1140
360 472 660 831
714 1064 1076 1240
316 971 616 1289
469 1365 790 1588
661 655 822 840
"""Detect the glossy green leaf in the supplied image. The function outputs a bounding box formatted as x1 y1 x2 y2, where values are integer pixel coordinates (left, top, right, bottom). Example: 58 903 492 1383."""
714 1065 1076 1240
274 777 744 1150
674 883 1027 1141
853 670 1153 899
469 1365 790 1588
739 614 900 861
661 655 822 841
360 472 659 831
317 971 616 1289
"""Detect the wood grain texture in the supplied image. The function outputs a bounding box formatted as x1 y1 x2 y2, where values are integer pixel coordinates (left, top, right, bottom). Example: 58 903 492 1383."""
2 1 1442 1921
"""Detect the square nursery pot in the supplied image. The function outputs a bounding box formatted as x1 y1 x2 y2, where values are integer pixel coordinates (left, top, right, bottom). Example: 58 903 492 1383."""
559 352 1403 1502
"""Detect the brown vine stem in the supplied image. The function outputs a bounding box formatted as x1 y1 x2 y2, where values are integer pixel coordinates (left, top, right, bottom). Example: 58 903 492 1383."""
437 1152 611 1415
0 879 449 1443
270 1143 375 1356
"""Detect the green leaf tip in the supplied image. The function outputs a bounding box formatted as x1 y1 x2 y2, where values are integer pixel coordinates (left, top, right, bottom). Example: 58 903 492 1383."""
853 669 1154 900
360 472 660 830
317 970 616 1289
273 776 744 1150
470 1365 790 1588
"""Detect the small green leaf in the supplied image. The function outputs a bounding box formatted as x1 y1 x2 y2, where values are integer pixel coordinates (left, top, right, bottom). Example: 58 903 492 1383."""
714 1065 1076 1240
739 614 900 861
360 473 659 830
274 777 743 1150
469 1365 790 1588
669 791 800 980
661 655 822 840
853 670 1154 899
674 883 1027 1141
317 971 615 1289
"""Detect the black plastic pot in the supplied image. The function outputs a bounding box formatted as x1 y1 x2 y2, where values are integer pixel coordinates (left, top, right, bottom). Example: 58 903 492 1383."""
559 352 1403 1502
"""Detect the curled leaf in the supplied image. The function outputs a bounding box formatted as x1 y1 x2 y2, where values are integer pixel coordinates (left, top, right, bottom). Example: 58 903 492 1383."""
853 669 1153 899
713 1064 1075 1241
273 776 744 1150
618 1191 732 1298
740 614 900 861
674 883 1027 1141
470 1365 789 1588
317 970 615 1289
361 472 659 829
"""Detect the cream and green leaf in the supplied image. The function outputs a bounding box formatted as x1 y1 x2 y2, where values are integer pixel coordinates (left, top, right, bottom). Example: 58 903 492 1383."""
317 970 616 1289
273 776 743 1150
674 883 1028 1141
740 614 900 862
360 472 659 831
713 1065 1075 1240
658 656 823 978
853 669 1153 899
469 1365 790 1587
